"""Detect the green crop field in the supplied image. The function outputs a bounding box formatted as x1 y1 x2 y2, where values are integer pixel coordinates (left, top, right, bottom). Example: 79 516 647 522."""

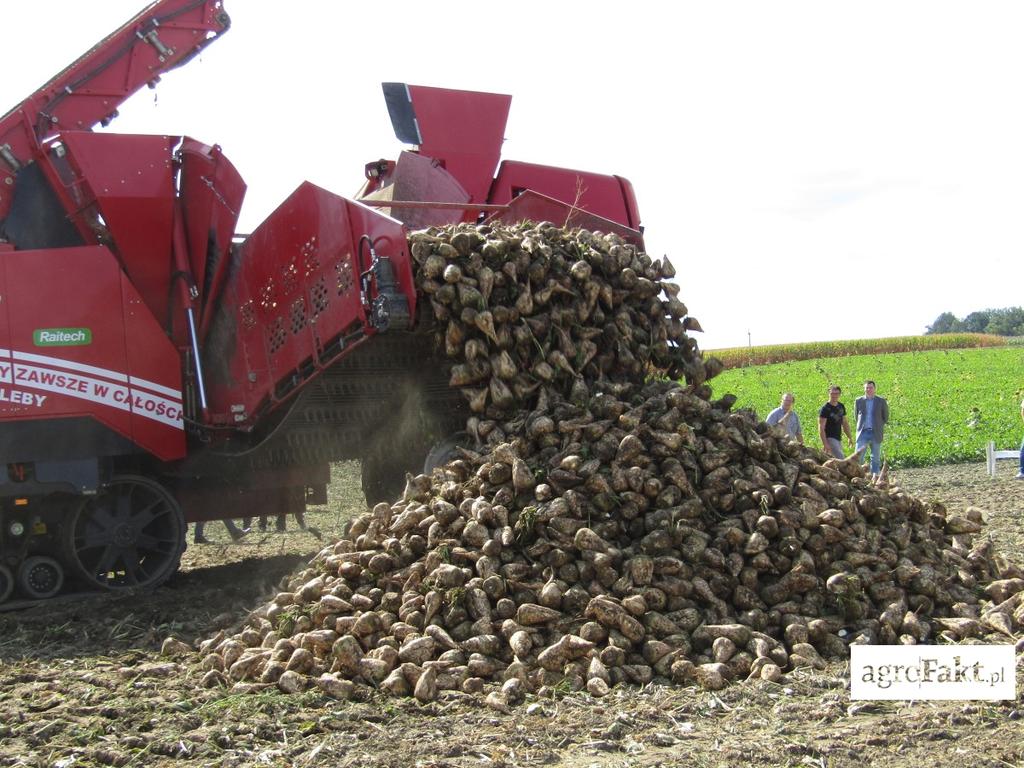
707 346 1024 467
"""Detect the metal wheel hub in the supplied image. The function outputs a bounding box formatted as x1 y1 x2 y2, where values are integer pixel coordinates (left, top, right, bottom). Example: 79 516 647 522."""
17 556 64 599
112 523 138 548
24 562 58 592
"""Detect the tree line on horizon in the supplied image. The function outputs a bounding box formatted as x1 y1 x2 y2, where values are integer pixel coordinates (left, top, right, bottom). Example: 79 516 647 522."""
926 306 1024 336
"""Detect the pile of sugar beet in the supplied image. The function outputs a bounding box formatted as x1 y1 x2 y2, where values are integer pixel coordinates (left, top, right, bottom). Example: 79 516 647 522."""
186 221 1024 707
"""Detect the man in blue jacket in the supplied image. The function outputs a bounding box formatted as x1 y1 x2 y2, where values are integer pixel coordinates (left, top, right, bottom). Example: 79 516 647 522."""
854 380 889 480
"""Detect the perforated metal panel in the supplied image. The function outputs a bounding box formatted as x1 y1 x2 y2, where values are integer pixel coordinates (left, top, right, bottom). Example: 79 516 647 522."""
311 277 328 317
335 259 354 296
268 317 286 354
290 297 307 335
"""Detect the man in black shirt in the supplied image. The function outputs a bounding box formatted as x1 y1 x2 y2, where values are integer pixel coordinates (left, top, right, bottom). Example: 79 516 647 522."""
818 385 853 458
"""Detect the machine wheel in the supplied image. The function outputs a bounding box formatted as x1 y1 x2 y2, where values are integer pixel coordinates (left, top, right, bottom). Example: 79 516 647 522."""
361 451 417 507
0 563 14 603
361 430 472 506
62 475 185 591
422 431 471 474
17 556 64 599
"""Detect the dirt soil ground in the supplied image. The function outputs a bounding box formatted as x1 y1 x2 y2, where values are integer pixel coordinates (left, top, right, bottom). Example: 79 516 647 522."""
1 460 1022 768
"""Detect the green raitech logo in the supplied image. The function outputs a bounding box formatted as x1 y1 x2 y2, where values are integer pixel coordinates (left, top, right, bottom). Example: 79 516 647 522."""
33 328 92 346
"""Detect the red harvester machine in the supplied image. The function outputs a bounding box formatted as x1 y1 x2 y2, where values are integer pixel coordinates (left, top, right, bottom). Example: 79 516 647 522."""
0 0 644 603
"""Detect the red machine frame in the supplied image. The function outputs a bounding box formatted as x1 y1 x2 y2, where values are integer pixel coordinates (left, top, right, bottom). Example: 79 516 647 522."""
0 0 645 602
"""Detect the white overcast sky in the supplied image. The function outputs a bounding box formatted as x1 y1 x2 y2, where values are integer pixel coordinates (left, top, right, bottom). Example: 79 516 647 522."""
4 1 1024 350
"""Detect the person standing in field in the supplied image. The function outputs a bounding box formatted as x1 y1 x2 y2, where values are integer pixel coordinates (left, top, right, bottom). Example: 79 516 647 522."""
242 512 311 534
194 518 248 544
854 380 888 479
766 392 803 443
818 385 853 458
